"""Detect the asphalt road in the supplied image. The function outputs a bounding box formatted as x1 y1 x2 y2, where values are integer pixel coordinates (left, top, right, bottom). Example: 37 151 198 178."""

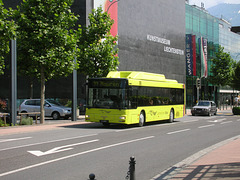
0 111 239 180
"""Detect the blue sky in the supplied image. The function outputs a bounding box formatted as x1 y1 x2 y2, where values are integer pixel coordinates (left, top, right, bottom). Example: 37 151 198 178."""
189 0 240 9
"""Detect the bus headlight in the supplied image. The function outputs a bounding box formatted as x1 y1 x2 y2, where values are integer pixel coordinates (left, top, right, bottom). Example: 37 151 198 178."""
119 116 126 122
85 115 90 119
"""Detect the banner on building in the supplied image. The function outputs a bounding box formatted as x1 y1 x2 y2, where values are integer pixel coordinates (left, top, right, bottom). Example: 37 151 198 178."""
192 35 196 76
186 34 193 76
199 37 208 78
186 34 197 76
94 0 118 37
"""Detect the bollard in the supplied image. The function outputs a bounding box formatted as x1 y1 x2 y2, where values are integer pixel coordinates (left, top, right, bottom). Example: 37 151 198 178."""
129 156 136 180
89 173 96 180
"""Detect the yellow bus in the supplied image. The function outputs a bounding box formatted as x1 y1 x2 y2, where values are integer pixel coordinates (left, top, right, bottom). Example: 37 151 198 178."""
85 71 185 126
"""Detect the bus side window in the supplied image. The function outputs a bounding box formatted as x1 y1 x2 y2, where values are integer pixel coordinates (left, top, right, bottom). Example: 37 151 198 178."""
129 89 138 109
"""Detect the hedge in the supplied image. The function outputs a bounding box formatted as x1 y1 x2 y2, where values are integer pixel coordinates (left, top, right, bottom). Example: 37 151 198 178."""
232 107 240 115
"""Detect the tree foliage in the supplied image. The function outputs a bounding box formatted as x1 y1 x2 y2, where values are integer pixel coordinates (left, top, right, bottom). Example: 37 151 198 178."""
77 7 119 78
14 0 79 80
14 0 79 123
0 0 16 75
231 61 240 90
208 46 234 87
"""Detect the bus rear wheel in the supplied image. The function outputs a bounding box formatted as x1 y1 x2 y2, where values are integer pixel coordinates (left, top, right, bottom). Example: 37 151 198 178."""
138 112 145 127
168 109 174 123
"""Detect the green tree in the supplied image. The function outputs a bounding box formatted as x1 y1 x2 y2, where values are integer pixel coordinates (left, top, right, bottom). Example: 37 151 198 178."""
0 0 16 75
14 0 79 123
77 7 119 78
232 61 240 90
209 46 234 87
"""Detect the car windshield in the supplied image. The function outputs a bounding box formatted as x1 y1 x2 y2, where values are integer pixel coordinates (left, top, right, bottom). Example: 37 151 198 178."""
47 100 62 106
197 101 210 106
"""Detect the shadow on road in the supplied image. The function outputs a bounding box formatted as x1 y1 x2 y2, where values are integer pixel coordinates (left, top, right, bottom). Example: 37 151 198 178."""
59 119 175 130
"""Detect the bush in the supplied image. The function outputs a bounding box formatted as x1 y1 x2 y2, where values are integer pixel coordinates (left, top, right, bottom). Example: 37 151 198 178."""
232 107 240 115
0 119 6 127
20 117 33 125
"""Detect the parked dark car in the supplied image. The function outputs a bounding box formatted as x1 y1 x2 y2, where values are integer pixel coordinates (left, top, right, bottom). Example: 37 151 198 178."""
191 100 217 116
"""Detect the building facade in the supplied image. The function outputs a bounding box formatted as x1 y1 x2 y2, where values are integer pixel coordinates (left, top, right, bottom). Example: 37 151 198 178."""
1 0 186 109
185 3 219 108
218 20 240 105
219 20 240 61
117 0 186 83
185 2 240 108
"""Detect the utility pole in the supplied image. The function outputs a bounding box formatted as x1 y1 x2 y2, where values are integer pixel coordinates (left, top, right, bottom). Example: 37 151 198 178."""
11 40 17 125
72 56 77 121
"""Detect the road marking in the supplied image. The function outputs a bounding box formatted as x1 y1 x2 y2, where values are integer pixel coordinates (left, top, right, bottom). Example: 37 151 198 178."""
115 127 144 132
237 119 240 122
220 121 232 125
0 137 32 143
208 118 226 123
198 124 215 129
152 123 174 127
0 136 154 177
115 122 175 132
183 120 199 123
167 129 190 135
0 134 97 152
28 139 99 156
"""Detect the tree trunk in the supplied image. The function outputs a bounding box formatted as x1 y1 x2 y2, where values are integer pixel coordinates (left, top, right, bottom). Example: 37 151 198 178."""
40 67 45 124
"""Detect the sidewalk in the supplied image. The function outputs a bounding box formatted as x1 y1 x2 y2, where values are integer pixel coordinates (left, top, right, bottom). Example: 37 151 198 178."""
167 136 240 179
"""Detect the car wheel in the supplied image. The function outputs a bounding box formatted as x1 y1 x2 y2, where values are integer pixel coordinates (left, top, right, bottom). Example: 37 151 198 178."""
169 109 174 123
192 113 195 116
52 112 60 120
138 111 145 127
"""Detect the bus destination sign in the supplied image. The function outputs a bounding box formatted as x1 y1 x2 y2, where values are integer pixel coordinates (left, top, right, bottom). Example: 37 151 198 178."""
90 79 123 88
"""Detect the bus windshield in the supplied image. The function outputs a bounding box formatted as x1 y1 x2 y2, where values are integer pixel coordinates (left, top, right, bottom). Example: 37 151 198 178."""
87 79 129 109
88 88 128 109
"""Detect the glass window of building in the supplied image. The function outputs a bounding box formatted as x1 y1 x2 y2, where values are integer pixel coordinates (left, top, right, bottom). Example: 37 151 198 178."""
185 4 219 108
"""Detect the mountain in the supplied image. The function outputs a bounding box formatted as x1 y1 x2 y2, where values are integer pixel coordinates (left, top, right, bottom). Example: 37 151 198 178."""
207 3 240 26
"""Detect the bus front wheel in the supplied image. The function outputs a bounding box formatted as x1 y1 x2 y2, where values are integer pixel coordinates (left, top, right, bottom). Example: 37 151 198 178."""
169 109 174 123
139 112 145 127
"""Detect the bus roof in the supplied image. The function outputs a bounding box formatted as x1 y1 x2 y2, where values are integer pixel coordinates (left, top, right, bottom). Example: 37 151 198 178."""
106 71 184 89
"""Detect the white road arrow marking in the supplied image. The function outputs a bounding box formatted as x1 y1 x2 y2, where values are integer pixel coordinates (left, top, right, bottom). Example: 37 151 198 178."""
28 139 99 157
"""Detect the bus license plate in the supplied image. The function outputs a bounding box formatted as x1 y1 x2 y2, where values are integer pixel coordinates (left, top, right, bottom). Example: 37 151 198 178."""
100 120 109 123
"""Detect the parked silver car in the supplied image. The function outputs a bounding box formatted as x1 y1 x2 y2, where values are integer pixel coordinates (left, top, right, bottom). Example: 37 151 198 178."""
191 100 217 116
19 99 71 120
